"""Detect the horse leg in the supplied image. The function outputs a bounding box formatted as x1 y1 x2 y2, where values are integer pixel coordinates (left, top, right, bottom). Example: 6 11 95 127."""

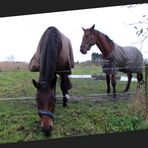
60 74 72 107
137 73 144 85
124 73 132 92
111 74 116 98
136 73 144 93
106 74 110 94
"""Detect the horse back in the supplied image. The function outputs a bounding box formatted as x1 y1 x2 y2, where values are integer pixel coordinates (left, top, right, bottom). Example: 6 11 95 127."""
113 44 143 73
56 31 74 72
102 43 143 74
28 27 74 74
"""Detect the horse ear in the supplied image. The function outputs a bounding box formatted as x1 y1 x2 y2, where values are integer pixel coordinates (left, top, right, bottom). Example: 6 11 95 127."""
32 79 39 89
90 24 95 31
82 27 86 32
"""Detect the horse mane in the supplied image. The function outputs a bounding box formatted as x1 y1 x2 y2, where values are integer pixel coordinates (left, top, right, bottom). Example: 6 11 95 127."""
39 26 62 85
95 30 114 47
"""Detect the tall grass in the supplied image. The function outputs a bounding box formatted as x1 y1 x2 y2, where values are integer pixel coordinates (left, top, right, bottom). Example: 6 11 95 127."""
130 89 148 121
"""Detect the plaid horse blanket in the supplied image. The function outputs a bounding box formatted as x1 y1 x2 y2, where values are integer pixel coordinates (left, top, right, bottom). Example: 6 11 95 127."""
101 43 143 74
28 28 74 74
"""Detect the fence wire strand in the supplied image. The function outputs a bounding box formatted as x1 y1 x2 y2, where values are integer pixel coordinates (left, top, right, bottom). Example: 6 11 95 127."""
0 64 147 100
53 64 148 73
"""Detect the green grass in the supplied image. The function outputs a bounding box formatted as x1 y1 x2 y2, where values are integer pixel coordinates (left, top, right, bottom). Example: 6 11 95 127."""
0 62 148 144
72 62 102 75
0 71 38 97
0 71 139 98
0 99 147 144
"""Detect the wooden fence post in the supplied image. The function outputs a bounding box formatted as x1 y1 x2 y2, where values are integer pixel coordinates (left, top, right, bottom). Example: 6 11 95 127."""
145 64 148 118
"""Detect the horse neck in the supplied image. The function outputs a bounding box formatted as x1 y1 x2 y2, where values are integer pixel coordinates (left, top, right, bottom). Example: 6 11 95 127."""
94 30 114 58
39 28 61 83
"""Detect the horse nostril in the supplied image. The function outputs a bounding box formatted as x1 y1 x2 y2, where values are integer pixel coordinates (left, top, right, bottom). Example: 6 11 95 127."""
42 126 53 136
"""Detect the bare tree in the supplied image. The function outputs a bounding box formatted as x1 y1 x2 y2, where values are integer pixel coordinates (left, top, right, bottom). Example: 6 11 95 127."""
6 55 16 62
124 4 148 50
129 14 148 49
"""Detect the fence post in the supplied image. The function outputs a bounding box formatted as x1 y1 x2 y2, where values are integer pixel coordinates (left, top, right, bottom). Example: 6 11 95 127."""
145 64 148 118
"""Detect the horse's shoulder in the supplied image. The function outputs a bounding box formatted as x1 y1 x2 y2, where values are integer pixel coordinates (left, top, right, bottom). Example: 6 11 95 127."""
59 31 70 41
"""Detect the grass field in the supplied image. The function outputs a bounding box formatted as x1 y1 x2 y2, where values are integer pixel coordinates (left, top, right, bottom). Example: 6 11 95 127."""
0 61 148 144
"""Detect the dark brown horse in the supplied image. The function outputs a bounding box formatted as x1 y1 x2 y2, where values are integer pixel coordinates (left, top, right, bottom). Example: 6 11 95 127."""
80 24 144 97
28 26 74 136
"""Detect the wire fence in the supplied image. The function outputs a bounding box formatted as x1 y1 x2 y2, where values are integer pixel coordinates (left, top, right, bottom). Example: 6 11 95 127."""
0 63 147 102
0 64 147 120
54 63 147 74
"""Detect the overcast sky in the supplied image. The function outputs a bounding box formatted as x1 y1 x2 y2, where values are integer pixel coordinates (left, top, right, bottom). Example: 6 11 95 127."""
0 3 147 63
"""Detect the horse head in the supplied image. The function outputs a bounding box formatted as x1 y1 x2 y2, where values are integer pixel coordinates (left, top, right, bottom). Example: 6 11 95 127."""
32 79 56 136
80 24 96 54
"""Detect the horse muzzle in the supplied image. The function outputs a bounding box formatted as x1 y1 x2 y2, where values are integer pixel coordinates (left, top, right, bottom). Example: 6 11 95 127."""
80 50 87 54
80 47 87 54
39 110 54 136
80 45 91 54
42 125 53 136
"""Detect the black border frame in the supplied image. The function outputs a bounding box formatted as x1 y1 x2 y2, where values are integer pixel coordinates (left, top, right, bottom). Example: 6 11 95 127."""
0 0 147 17
0 0 148 147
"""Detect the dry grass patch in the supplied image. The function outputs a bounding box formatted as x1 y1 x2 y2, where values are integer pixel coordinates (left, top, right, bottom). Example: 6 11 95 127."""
0 61 29 72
